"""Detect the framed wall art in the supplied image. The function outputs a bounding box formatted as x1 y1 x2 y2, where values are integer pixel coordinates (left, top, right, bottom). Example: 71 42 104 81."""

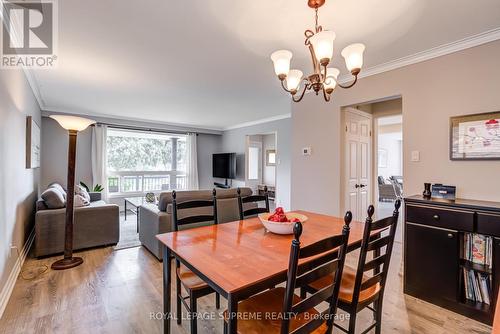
26 116 41 168
450 111 500 160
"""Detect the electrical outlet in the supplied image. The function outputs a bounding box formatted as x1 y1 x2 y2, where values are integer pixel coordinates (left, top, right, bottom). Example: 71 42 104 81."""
302 147 312 156
411 150 420 162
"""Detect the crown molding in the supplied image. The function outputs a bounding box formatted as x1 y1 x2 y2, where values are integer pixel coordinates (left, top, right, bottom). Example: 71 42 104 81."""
223 113 291 131
338 27 500 84
42 108 224 135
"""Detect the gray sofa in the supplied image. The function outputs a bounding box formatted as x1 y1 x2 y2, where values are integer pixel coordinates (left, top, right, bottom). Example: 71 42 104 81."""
139 187 254 260
35 188 120 257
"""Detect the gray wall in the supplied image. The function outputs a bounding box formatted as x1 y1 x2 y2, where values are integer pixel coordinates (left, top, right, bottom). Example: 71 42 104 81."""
220 118 291 209
197 133 222 190
41 116 222 194
291 40 500 216
41 117 93 190
0 70 41 302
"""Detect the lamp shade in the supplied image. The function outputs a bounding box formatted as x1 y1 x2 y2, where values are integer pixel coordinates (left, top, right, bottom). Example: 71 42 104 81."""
324 67 340 93
309 30 336 65
341 43 365 73
286 69 303 92
271 50 292 78
50 115 96 132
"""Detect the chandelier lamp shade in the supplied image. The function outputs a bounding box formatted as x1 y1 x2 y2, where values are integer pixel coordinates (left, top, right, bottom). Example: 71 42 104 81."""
270 0 365 102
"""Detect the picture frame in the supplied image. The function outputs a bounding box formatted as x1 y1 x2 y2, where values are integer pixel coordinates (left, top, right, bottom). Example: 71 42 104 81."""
378 149 388 168
26 116 41 169
450 111 500 160
266 149 276 166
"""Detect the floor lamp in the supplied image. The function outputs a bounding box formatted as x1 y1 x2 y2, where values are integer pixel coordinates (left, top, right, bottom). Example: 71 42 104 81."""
50 115 96 270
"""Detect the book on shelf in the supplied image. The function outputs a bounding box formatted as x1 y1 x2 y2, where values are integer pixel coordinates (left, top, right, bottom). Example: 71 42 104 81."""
463 233 493 269
462 268 491 304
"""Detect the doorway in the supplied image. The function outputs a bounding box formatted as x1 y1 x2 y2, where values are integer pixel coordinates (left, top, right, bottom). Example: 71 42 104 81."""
341 97 403 230
245 133 277 210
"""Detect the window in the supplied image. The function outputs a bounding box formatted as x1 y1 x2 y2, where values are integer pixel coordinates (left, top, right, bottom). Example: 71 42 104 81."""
106 128 187 195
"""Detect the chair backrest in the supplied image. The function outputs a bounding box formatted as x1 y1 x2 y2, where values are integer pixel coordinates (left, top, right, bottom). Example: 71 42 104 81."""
281 212 352 334
237 187 270 220
350 200 401 307
171 188 218 231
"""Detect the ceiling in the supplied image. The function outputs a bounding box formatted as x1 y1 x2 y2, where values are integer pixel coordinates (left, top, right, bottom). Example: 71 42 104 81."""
31 0 500 130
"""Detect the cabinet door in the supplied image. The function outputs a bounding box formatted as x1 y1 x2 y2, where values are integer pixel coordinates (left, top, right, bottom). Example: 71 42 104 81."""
405 222 459 302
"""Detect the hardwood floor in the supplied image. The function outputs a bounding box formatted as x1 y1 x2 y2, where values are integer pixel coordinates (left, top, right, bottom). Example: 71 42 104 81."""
0 240 492 334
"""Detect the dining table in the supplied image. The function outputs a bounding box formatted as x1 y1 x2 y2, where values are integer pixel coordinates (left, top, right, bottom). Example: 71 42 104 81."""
156 210 369 334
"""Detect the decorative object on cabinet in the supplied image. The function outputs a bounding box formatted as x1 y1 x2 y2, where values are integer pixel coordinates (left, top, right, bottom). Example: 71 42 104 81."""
404 195 500 325
450 111 500 160
431 184 456 200
422 183 431 199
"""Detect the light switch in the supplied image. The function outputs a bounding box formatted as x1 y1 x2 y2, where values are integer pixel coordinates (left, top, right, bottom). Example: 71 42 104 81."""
411 150 420 162
302 147 312 156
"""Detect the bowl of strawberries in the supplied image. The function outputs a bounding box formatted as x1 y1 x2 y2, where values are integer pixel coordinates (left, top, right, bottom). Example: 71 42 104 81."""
258 207 308 235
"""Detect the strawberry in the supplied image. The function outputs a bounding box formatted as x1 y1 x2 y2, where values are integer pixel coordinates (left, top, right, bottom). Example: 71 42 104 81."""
291 218 301 223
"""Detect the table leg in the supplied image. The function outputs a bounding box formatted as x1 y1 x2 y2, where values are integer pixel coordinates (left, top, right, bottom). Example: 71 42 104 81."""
124 200 127 220
227 293 238 334
163 246 172 334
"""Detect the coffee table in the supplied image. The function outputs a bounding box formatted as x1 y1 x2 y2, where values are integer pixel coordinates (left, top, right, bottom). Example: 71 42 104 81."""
124 196 155 232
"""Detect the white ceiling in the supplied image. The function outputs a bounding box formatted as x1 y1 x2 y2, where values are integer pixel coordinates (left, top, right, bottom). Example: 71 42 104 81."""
31 0 500 130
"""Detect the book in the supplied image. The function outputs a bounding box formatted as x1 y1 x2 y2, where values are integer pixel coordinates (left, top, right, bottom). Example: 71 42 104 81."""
471 234 486 265
478 273 491 305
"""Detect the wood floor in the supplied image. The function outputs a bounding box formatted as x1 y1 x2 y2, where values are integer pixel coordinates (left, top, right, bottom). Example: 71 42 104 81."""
0 240 493 334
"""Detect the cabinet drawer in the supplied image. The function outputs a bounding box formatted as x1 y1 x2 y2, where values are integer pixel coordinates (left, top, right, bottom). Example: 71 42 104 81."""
477 212 500 237
406 204 474 232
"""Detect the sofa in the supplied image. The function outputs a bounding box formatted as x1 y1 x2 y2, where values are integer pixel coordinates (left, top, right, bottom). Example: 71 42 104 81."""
139 187 254 260
35 184 120 257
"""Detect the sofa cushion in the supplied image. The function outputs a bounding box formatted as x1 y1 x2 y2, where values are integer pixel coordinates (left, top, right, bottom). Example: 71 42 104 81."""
41 187 66 209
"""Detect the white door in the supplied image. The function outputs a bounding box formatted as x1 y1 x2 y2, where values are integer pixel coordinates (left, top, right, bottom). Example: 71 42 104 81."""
344 109 372 221
246 140 262 192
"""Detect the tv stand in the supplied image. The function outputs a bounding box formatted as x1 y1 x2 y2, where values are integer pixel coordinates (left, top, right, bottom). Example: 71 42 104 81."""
214 179 231 189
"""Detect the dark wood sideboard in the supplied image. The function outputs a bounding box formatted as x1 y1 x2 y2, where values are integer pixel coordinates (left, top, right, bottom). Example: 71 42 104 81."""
404 195 500 325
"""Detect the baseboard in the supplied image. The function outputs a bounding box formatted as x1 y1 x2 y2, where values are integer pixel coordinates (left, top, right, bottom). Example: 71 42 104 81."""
0 228 35 318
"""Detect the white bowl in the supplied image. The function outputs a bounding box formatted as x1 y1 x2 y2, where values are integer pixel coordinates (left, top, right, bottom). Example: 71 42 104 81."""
258 212 308 235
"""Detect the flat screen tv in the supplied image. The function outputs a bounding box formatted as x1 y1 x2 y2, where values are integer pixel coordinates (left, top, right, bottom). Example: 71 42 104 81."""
213 153 236 179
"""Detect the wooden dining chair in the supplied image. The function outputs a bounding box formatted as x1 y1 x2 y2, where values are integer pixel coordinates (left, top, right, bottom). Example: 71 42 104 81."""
224 211 353 334
172 189 220 334
303 199 401 334
236 186 270 220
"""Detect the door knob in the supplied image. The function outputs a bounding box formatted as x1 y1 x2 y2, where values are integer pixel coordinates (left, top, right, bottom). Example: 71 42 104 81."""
360 184 366 188
433 214 440 220
447 233 453 238
355 184 360 188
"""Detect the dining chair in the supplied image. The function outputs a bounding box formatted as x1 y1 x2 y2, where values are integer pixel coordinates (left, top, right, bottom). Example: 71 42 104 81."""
172 188 220 334
223 211 353 334
236 186 270 220
303 199 401 334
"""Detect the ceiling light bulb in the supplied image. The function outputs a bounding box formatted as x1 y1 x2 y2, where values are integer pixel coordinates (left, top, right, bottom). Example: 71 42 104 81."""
50 115 96 132
341 43 365 74
309 31 336 66
271 50 293 80
324 67 340 93
286 69 303 93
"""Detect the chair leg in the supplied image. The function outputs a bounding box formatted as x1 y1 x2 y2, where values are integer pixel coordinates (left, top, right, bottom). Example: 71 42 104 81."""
223 320 228 334
375 299 383 334
176 276 182 325
347 311 356 334
300 287 306 299
215 292 220 309
190 292 198 334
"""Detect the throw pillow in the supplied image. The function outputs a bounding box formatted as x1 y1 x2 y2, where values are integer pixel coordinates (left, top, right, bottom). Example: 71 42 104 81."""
48 183 67 200
74 194 90 207
75 184 91 203
41 187 66 209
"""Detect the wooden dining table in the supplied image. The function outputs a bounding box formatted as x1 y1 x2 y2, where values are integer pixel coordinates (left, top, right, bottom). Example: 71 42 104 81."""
156 210 368 334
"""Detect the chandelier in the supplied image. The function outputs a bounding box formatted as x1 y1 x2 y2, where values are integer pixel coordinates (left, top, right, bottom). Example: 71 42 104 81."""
270 0 365 102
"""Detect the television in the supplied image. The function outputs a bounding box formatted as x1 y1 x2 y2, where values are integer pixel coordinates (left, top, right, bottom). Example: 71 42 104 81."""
213 153 236 179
